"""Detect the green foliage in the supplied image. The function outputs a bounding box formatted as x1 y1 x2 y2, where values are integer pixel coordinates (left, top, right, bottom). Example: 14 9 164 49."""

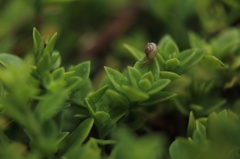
0 15 240 158
170 110 240 159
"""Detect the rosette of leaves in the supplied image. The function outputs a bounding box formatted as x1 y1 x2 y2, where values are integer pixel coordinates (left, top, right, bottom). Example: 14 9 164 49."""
85 40 183 137
171 28 239 116
124 35 206 79
170 110 240 159
124 35 224 116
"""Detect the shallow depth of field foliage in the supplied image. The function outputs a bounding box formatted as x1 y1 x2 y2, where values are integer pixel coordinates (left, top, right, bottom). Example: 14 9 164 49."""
1 0 240 159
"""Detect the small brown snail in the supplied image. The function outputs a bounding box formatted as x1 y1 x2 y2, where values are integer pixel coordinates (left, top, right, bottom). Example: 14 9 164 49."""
141 42 157 65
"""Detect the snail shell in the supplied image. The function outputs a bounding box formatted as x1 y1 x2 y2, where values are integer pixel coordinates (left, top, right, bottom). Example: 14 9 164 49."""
144 42 157 59
142 42 157 65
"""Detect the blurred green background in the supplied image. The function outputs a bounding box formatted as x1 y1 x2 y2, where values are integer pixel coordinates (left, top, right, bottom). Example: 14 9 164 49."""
0 0 240 79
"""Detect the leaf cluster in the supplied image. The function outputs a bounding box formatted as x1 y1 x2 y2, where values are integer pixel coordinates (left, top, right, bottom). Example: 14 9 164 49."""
0 27 240 159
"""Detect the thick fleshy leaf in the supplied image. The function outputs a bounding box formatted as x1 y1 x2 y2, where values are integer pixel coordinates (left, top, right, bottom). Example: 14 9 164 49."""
70 61 91 79
105 67 128 92
134 57 160 80
155 53 166 69
202 55 226 69
158 35 175 52
163 41 179 56
0 53 23 68
141 91 177 106
59 118 94 155
65 76 83 90
139 79 152 92
110 107 128 124
88 85 108 105
51 51 61 70
33 28 44 57
166 58 181 70
160 71 181 80
147 79 170 95
56 132 69 145
169 137 195 159
192 121 207 142
85 85 108 114
105 89 129 107
43 32 57 56
36 52 52 73
158 35 179 60
176 49 205 74
211 28 240 58
123 44 143 60
52 67 65 80
64 138 101 159
94 111 110 127
127 66 141 88
122 85 149 102
177 49 197 65
187 112 196 137
141 72 154 84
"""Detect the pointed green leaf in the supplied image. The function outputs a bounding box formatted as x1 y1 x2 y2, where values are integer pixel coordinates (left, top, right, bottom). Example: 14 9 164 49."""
187 112 196 137
177 49 197 65
110 107 128 124
127 66 141 88
160 71 181 80
36 52 52 73
33 28 44 56
52 67 65 80
43 32 57 56
88 85 108 105
176 49 205 74
166 58 181 70
51 51 61 70
105 67 128 92
155 53 166 69
66 76 83 90
134 57 160 80
169 137 195 159
147 79 170 95
202 55 226 69
85 85 108 116
0 53 23 68
94 111 110 127
105 89 129 107
192 121 207 142
141 91 177 106
139 79 152 92
70 61 91 79
164 41 179 56
122 85 149 102
56 132 69 145
158 35 175 52
123 44 143 60
64 138 101 159
141 72 154 84
59 118 94 156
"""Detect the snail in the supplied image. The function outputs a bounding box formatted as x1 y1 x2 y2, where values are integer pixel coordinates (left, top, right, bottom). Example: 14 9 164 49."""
141 42 157 65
